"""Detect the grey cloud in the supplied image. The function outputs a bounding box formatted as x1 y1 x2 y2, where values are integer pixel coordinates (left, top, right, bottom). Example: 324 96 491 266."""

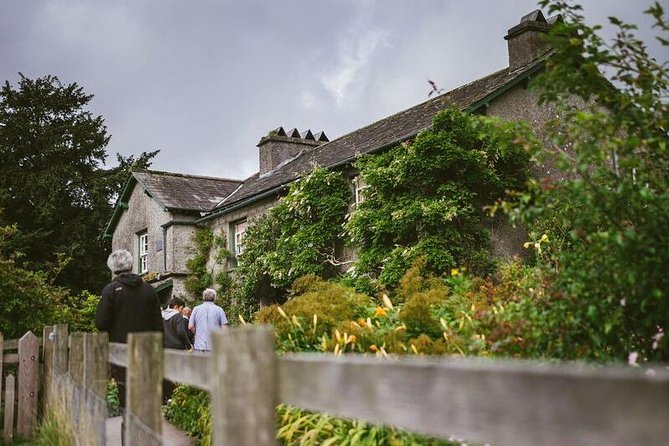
0 0 664 179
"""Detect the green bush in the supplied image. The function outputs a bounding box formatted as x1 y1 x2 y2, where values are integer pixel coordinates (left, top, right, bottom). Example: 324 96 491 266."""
347 107 534 287
501 0 669 361
163 386 212 446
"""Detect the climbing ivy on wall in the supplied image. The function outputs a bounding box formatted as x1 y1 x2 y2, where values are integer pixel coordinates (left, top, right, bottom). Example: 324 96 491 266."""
234 168 352 303
184 227 214 297
185 227 233 298
346 107 535 287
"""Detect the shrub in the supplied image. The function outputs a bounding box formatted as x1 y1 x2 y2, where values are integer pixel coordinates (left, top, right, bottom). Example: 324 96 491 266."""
347 107 534 288
163 385 212 446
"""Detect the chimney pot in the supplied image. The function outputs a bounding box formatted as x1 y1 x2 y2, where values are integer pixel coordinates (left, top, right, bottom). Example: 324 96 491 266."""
257 126 326 175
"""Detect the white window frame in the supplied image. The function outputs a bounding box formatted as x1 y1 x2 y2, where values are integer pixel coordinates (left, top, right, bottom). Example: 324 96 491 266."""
138 231 149 274
354 177 369 206
233 220 248 256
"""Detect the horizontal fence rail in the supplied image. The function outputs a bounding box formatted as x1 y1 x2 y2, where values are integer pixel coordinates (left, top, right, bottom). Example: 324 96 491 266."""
109 330 669 446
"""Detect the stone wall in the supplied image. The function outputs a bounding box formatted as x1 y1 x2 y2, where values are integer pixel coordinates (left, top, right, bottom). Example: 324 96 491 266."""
112 185 171 275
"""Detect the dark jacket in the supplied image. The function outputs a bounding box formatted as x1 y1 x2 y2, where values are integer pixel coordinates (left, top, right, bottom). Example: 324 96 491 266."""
95 273 163 343
162 309 192 350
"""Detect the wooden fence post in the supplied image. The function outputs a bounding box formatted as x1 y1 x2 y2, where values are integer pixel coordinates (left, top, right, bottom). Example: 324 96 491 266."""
17 331 39 439
42 326 54 413
0 333 4 410
210 326 277 446
84 332 109 446
126 332 163 446
3 374 15 442
68 333 85 385
53 325 69 374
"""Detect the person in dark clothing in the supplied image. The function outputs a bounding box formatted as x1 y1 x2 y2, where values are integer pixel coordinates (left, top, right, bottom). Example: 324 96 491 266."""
95 248 163 439
161 297 192 402
162 297 192 350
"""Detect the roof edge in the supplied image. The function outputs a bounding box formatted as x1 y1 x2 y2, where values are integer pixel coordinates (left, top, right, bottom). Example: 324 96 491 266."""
102 175 138 239
203 58 547 220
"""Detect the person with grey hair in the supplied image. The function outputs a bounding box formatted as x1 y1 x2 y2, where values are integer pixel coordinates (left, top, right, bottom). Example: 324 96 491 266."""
188 288 229 351
95 248 163 428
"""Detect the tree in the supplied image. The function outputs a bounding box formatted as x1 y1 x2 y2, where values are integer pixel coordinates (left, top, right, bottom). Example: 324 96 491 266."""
347 108 533 287
505 1 669 360
0 74 157 293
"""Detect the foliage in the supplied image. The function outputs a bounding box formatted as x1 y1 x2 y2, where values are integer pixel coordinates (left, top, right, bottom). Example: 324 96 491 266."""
106 379 121 417
498 1 669 361
185 227 215 298
347 107 534 288
276 404 459 446
0 73 157 293
256 277 372 352
30 410 73 446
235 168 351 303
53 290 99 333
163 385 212 446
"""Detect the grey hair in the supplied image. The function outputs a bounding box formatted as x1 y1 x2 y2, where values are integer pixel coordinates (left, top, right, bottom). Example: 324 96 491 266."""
107 249 134 274
203 288 217 302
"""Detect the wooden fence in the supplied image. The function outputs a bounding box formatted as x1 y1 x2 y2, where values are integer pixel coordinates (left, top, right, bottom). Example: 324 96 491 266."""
2 325 669 445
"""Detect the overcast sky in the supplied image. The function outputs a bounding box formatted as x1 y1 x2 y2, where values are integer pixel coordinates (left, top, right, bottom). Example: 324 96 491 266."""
1 1 665 179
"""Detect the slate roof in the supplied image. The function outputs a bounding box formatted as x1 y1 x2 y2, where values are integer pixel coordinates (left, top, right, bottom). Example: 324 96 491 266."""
133 170 243 212
205 54 547 217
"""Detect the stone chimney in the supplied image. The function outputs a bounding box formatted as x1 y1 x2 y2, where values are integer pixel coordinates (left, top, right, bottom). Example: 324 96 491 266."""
505 10 561 69
257 126 329 176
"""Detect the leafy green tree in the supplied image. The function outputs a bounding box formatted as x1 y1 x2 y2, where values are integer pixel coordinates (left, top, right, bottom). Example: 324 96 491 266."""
347 108 534 287
506 1 669 360
0 74 157 293
235 168 351 304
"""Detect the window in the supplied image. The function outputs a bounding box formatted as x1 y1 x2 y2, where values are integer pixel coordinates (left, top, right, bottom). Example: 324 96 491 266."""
354 177 369 206
233 220 248 256
138 231 148 274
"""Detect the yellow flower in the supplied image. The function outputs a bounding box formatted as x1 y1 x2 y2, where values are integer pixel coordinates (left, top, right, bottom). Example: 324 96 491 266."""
276 306 289 320
451 268 460 277
523 242 531 249
381 293 394 310
374 307 387 317
541 233 549 242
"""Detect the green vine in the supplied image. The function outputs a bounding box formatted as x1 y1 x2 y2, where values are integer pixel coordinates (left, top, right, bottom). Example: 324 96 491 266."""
346 107 535 287
184 227 214 297
234 168 352 305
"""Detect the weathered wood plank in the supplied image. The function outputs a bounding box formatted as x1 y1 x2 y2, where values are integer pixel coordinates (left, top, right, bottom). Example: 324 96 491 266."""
164 348 210 390
211 326 277 446
278 354 669 446
84 332 109 446
84 332 109 397
42 326 54 414
68 333 84 385
2 338 42 351
0 333 3 410
110 343 211 390
108 342 127 368
3 354 18 364
126 332 163 446
3 374 15 442
52 325 68 374
17 332 39 439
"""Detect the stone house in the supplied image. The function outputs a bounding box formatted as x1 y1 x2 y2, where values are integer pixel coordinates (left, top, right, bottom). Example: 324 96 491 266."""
104 10 563 302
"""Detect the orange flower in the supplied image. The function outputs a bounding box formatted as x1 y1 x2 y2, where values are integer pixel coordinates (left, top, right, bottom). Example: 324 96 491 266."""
369 344 378 352
374 307 387 317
